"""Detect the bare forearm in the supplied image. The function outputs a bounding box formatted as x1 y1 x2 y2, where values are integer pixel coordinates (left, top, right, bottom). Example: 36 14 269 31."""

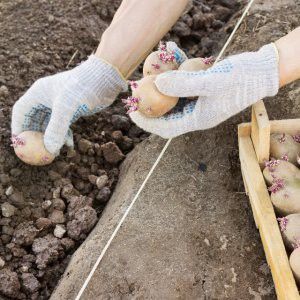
275 27 300 87
96 0 189 78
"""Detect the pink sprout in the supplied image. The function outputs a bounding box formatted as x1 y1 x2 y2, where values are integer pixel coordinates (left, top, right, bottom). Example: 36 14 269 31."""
11 134 26 148
151 63 160 70
158 41 175 64
293 240 300 250
122 96 139 114
293 134 300 143
42 156 49 162
264 158 280 172
278 133 286 143
158 41 167 52
268 178 285 193
297 155 300 166
277 217 288 232
203 56 215 65
281 154 289 161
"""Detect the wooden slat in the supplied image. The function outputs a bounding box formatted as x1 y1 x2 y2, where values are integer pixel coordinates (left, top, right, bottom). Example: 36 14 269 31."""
270 119 300 135
238 122 251 137
239 135 299 300
251 101 270 167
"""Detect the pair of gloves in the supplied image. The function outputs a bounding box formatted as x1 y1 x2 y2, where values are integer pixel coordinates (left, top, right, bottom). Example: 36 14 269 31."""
12 42 279 156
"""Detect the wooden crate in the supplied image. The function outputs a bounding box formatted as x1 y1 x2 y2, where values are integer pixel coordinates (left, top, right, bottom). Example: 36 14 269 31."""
238 100 300 300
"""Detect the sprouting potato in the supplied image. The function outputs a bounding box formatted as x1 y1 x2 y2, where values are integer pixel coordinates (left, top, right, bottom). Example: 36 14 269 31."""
143 51 178 77
12 131 55 166
270 133 300 165
178 57 213 72
270 179 300 216
125 75 178 118
263 159 300 185
290 246 300 284
278 214 300 249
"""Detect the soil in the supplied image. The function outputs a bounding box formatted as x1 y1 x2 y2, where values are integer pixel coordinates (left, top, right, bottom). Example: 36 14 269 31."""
0 0 242 299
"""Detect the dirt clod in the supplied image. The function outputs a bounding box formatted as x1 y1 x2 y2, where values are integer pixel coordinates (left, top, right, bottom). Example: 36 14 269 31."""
1 202 16 217
67 206 98 240
48 210 65 224
32 234 64 270
101 142 125 164
12 222 39 246
0 269 21 298
0 0 241 297
21 273 41 294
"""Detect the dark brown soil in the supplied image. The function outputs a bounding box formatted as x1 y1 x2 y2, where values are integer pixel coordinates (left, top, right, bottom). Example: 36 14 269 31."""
0 0 242 298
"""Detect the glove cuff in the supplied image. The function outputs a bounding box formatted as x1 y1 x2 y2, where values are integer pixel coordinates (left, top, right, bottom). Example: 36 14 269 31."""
255 43 280 97
77 55 128 96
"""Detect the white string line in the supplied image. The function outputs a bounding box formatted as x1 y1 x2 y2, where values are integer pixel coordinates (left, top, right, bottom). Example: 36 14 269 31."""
75 1 255 299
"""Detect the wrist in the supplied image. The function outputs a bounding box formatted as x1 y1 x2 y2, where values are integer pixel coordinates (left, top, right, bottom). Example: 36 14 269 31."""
275 27 300 87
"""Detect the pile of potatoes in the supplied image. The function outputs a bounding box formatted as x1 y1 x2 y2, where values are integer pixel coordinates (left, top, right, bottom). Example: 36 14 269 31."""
123 41 213 117
263 133 300 283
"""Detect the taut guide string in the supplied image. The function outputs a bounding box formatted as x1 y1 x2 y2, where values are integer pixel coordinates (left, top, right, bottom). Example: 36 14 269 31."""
75 0 255 298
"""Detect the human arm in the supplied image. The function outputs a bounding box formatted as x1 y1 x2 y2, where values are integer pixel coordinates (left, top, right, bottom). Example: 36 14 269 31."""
11 0 189 155
130 27 300 139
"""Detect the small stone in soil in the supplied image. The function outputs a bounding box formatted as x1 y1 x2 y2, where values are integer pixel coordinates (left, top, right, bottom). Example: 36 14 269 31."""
96 175 108 189
49 210 65 224
78 138 93 154
54 225 66 239
9 191 25 208
41 200 52 210
101 142 125 164
96 187 111 203
52 198 66 211
5 186 13 196
36 218 53 230
1 202 16 217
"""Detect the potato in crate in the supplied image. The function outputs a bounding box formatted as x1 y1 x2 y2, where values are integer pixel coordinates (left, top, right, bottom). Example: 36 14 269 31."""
238 100 300 300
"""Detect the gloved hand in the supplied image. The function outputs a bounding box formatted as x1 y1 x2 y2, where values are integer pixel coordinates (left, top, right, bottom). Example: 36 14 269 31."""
130 43 280 139
11 55 128 155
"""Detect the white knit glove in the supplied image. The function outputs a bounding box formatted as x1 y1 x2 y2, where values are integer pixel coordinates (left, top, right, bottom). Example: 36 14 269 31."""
11 55 128 155
130 43 280 139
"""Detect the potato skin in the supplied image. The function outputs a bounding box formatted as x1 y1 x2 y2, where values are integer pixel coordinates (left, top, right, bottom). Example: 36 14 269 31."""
143 51 178 77
270 133 300 165
13 131 55 166
263 160 300 185
178 58 210 72
290 247 300 284
271 179 300 216
280 214 300 249
132 75 178 118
